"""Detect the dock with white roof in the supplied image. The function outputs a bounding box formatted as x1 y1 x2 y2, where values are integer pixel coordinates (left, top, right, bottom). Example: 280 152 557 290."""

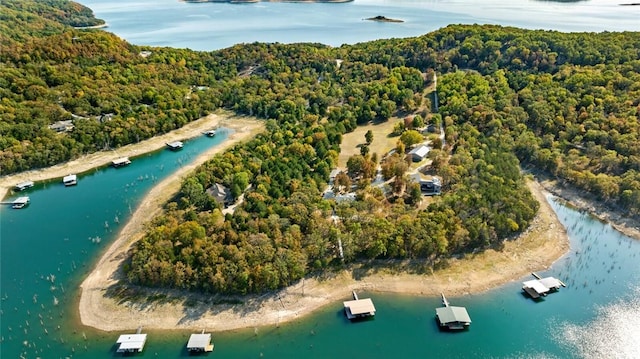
187 330 214 353
343 291 376 320
115 327 147 353
522 272 566 299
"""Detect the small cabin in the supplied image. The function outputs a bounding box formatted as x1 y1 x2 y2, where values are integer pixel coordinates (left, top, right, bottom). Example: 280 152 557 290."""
63 174 77 186
115 333 147 353
410 174 442 196
343 291 376 320
166 141 184 151
186 332 214 353
14 181 34 191
12 196 30 209
111 157 131 168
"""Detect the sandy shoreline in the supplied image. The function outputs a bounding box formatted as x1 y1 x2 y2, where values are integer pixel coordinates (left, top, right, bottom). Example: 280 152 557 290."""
77 173 571 332
0 111 259 200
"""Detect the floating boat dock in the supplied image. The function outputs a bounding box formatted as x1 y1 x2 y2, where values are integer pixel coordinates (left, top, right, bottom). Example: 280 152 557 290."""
166 141 184 151
522 272 566 299
62 174 77 186
203 129 217 137
111 157 131 168
115 328 147 353
14 181 34 191
343 291 376 320
187 330 214 353
435 293 471 330
11 196 30 209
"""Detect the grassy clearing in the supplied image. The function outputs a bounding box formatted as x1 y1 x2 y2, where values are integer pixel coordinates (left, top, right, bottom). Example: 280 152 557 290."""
338 119 403 167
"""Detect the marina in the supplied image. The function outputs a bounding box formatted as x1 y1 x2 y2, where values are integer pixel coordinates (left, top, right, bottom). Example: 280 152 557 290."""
14 181 34 191
343 291 376 320
435 293 471 330
111 157 131 168
62 174 77 186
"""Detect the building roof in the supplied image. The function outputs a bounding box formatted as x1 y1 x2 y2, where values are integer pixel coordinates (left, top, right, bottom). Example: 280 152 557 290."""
207 183 231 204
409 144 430 158
166 141 183 148
538 277 563 289
112 157 131 166
116 334 147 352
13 196 30 204
187 333 211 349
435 306 471 324
522 279 550 294
343 298 376 316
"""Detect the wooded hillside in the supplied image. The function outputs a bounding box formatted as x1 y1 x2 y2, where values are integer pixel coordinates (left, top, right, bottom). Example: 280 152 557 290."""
2 1 639 295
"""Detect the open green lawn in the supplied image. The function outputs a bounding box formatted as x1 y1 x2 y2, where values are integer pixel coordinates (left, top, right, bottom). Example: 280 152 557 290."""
338 119 404 167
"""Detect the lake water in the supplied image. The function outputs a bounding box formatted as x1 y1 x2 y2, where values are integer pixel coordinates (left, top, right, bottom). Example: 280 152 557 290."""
78 0 640 51
2 1 640 357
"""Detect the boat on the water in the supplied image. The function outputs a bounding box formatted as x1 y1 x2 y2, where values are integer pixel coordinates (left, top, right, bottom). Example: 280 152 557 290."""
63 174 77 186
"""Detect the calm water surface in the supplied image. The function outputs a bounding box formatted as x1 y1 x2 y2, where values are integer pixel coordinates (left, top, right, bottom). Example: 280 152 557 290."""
2 1 640 357
78 0 640 51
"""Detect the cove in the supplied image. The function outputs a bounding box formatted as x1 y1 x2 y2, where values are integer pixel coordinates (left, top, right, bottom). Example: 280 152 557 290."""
2 127 640 357
0 131 231 358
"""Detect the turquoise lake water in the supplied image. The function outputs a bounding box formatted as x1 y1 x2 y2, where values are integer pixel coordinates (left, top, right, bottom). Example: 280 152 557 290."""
2 1 640 357
78 0 640 51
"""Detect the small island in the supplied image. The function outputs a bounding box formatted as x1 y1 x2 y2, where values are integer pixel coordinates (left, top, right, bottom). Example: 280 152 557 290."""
365 15 404 23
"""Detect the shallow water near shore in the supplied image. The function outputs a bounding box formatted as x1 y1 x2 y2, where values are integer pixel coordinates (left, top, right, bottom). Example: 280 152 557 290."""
0 132 230 358
2 129 640 357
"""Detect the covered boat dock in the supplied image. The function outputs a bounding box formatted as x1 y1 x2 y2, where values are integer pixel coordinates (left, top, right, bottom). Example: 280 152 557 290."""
166 141 184 151
63 174 77 186
11 196 30 209
435 293 471 330
522 273 565 299
343 291 376 320
186 332 214 353
111 157 131 168
115 333 147 353
14 181 34 191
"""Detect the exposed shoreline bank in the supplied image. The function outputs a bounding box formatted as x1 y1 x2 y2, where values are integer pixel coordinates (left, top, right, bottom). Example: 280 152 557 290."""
0 111 257 201
78 174 572 332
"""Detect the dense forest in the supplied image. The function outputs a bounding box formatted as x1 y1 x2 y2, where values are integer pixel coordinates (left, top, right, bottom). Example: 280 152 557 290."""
2 1 639 295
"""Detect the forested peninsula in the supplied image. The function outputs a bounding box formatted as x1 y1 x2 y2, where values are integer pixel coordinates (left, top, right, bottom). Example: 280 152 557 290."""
2 1 640 297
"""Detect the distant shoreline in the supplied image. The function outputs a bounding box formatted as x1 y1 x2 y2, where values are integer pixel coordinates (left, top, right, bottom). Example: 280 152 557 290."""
183 0 353 3
74 23 108 30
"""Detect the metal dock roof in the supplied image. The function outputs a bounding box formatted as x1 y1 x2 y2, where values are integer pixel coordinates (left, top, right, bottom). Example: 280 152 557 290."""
435 306 471 325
